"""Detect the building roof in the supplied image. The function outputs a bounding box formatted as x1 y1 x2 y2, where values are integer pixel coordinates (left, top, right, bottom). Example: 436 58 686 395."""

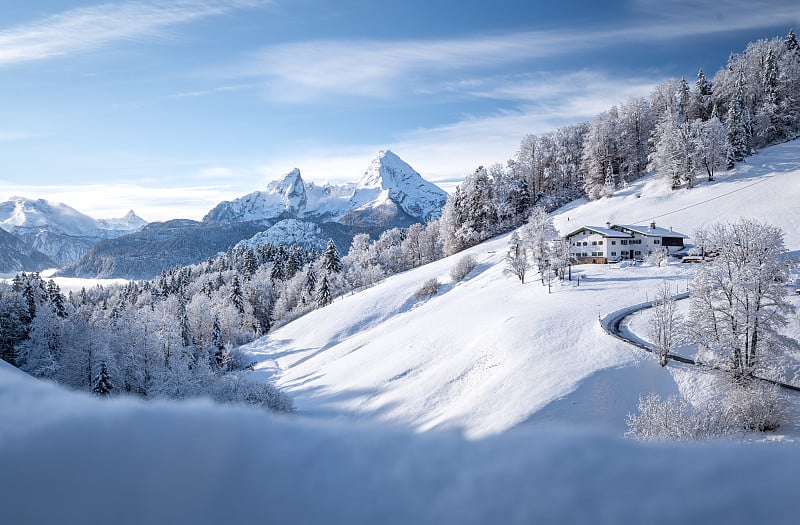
565 226 632 239
613 224 688 238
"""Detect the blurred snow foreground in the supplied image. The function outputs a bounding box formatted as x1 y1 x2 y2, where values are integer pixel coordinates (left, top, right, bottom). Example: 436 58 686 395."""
1 362 798 525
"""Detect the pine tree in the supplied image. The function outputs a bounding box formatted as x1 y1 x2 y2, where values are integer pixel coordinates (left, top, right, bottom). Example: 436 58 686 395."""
270 255 285 284
304 265 317 298
212 314 225 362
229 275 245 314
46 279 67 318
786 28 799 54
316 275 333 308
92 362 113 396
725 67 751 168
322 240 342 274
689 68 713 121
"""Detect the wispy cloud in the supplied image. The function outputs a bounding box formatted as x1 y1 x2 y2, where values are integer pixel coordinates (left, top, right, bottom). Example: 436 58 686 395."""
0 131 37 142
0 0 265 67
240 0 797 103
169 83 258 99
243 30 585 102
628 0 800 39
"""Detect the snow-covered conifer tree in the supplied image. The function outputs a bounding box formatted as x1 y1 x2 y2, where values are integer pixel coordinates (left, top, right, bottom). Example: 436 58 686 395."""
316 275 333 308
92 361 113 396
322 239 342 274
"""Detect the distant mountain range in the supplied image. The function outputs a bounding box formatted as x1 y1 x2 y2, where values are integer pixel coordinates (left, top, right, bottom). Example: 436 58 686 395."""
0 227 54 274
58 150 447 279
0 197 146 273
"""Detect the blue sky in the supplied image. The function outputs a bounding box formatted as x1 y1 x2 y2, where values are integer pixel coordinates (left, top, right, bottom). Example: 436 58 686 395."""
1 0 798 221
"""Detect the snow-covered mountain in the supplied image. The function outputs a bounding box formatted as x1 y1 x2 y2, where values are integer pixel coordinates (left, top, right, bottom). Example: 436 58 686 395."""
0 197 147 267
204 150 447 227
64 151 445 279
96 210 148 231
0 228 54 273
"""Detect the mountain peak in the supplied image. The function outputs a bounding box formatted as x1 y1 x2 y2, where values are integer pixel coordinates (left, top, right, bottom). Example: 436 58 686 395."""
355 150 447 221
359 149 414 188
267 168 307 214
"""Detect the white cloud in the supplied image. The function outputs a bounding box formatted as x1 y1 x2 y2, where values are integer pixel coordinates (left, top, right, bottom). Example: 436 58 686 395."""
0 1 265 67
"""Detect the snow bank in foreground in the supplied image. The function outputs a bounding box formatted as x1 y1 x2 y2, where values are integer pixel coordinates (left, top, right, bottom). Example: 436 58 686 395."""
1 366 798 524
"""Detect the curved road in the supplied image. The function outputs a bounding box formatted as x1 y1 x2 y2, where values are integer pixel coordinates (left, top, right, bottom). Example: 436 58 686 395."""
600 293 800 393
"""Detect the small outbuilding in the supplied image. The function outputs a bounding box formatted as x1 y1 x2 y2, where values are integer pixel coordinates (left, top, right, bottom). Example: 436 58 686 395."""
566 221 687 264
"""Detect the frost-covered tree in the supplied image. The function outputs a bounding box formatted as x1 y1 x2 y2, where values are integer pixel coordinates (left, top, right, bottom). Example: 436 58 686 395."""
691 219 792 379
581 108 619 200
725 67 753 167
504 231 529 283
690 115 727 182
617 97 654 184
520 206 558 279
649 116 692 189
321 239 342 274
649 282 681 366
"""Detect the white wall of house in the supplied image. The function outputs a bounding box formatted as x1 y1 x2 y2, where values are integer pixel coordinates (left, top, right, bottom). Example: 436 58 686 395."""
568 230 633 261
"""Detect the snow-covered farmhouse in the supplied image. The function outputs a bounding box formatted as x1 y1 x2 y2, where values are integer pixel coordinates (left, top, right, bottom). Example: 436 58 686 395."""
566 222 687 264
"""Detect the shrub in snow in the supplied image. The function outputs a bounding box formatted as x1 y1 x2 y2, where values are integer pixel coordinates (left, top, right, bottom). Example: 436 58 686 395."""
413 279 440 301
450 255 477 282
626 393 733 441
211 375 294 414
723 381 785 432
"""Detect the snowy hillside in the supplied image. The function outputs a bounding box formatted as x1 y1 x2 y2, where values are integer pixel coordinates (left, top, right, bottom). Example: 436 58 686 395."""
242 139 800 438
552 140 800 249
204 150 447 226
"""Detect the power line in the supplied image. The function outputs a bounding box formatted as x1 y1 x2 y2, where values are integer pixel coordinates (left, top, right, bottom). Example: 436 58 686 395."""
633 173 775 224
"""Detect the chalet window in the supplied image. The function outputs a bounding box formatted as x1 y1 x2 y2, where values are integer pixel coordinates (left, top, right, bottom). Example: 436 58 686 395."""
654 239 660 244
598 241 603 245
591 241 597 245
621 240 628 245
635 250 641 255
611 240 616 245
583 242 588 246
610 252 617 256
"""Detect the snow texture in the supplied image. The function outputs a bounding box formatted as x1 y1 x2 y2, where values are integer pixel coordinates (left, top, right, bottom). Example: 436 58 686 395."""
2 364 800 525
